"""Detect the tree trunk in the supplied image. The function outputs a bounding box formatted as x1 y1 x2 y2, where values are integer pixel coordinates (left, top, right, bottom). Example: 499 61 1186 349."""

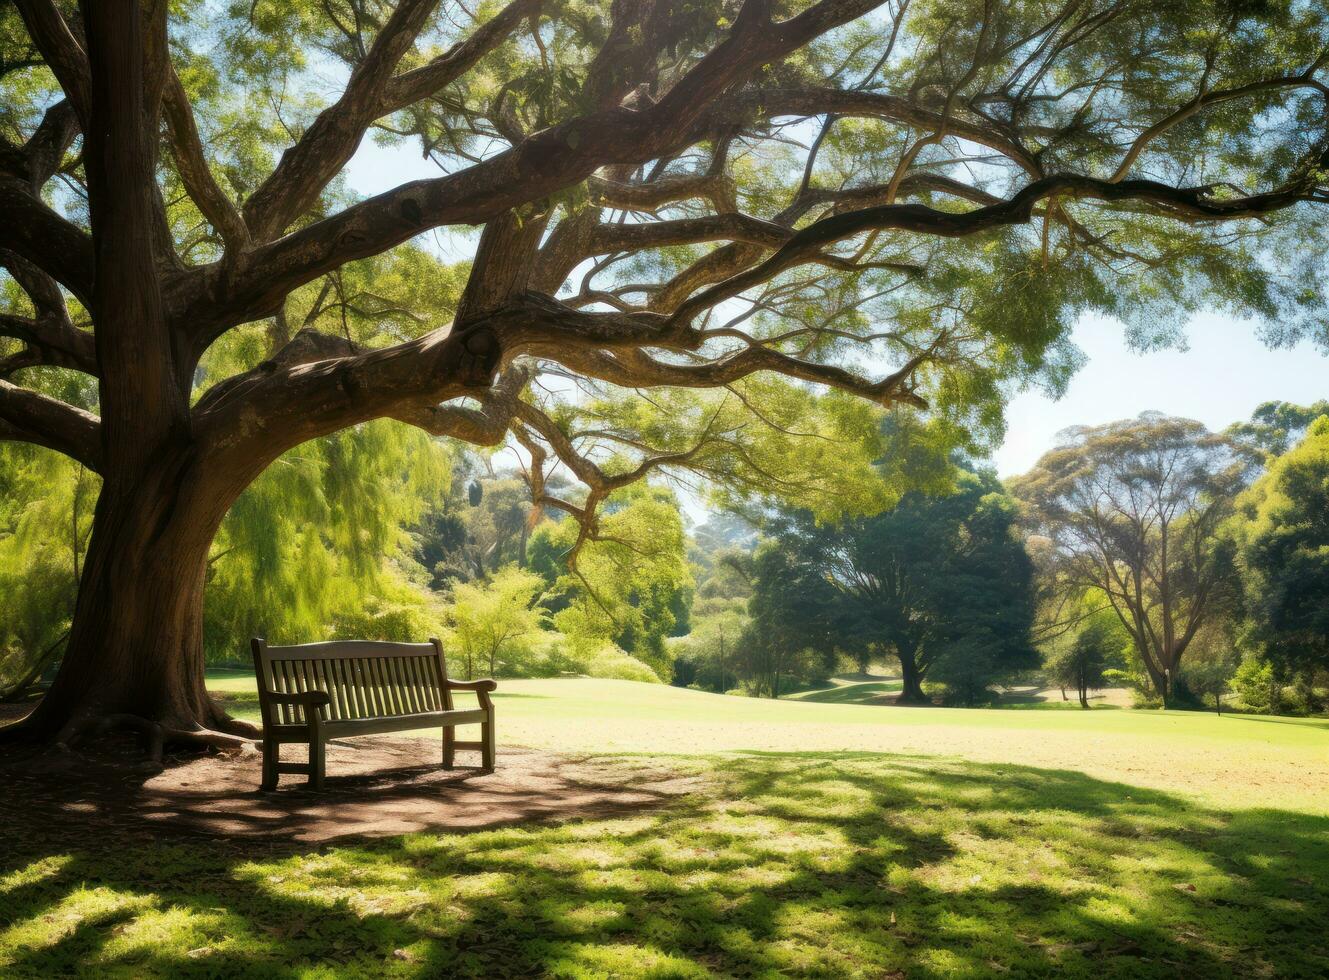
897 649 928 704
15 456 240 745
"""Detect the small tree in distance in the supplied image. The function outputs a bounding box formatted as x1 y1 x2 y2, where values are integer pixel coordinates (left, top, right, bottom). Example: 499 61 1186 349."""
445 567 548 680
1045 614 1123 709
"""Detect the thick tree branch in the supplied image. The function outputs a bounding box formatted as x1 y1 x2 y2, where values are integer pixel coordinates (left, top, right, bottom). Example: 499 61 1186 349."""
0 379 102 469
589 173 737 213
187 0 889 343
241 0 450 241
0 100 79 191
380 0 543 108
162 67 250 250
13 0 91 125
673 175 1316 322
0 313 94 376
0 178 95 305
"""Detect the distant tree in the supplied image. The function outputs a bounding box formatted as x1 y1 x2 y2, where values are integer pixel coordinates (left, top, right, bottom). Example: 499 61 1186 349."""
1227 400 1329 459
737 542 841 698
1228 416 1329 712
671 602 747 692
1012 415 1251 707
1044 614 1123 709
417 472 556 587
1184 645 1240 715
530 485 691 680
789 469 1038 703
445 566 548 680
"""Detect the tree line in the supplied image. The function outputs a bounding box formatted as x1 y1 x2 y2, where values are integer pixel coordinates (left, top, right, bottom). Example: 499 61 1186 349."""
675 402 1329 713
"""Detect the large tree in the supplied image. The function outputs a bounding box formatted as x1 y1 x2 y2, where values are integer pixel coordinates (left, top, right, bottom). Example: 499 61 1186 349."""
2 0 1327 750
1012 414 1252 705
789 468 1038 703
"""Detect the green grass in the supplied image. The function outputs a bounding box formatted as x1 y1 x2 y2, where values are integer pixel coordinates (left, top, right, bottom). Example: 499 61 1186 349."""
4 674 1328 977
215 673 1329 814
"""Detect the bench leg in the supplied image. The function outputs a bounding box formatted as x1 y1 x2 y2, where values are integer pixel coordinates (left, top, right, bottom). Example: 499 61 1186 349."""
442 726 456 769
261 737 279 791
481 714 496 771
308 737 325 790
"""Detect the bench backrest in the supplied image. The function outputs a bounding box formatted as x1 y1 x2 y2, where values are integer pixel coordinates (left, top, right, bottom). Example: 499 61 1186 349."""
251 637 453 725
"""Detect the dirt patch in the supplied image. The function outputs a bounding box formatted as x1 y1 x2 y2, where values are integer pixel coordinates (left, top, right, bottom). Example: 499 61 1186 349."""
0 731 699 846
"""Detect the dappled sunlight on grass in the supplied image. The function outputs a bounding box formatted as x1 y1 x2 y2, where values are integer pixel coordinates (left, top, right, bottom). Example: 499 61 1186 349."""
4 751 1328 977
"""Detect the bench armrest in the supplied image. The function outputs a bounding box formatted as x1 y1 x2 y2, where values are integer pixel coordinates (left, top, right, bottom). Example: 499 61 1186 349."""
266 690 331 708
446 679 497 692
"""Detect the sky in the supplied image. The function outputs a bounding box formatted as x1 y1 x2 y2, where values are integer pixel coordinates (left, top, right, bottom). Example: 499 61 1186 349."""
345 144 1329 485
993 313 1329 477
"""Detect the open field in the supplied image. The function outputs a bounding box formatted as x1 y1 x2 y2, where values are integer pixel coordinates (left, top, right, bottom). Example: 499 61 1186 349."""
211 671 1329 814
4 674 1326 978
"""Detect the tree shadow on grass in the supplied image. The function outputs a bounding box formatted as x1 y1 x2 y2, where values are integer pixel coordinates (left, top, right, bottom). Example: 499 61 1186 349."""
3 750 1327 978
792 681 904 705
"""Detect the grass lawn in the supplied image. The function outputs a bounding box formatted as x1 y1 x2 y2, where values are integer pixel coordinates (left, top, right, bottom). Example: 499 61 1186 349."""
4 674 1328 977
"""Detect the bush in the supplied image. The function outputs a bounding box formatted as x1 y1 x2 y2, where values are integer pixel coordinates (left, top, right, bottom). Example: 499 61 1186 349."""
1231 657 1279 713
551 634 662 683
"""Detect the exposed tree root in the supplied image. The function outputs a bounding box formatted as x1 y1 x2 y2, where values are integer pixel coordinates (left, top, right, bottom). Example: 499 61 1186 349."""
212 713 262 739
0 714 35 745
43 711 257 764
163 725 255 754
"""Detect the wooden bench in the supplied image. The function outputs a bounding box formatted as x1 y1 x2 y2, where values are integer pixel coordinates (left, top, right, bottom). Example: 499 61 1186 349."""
250 637 496 790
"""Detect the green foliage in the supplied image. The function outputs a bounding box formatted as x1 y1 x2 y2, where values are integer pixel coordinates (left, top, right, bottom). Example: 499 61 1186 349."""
1043 613 1128 708
417 475 541 587
204 421 451 659
734 540 842 698
1228 400 1329 459
444 566 549 680
669 600 748 692
1013 414 1251 704
1228 415 1329 709
776 467 1039 703
531 485 692 680
0 446 95 691
1230 656 1280 713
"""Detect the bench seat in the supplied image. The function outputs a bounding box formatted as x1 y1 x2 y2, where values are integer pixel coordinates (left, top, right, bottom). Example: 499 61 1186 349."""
251 637 497 790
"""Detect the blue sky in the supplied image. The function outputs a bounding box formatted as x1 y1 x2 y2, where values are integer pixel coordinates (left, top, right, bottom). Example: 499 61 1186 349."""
994 313 1329 476
345 146 1329 482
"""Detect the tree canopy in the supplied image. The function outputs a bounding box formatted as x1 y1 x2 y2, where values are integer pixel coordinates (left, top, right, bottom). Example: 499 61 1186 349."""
1228 415 1329 705
780 467 1037 703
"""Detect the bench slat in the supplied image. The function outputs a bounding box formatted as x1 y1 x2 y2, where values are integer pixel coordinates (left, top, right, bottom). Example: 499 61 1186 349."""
397 657 418 714
412 656 429 710
263 639 436 661
386 657 407 714
414 656 435 710
408 657 427 713
322 709 486 738
371 657 391 714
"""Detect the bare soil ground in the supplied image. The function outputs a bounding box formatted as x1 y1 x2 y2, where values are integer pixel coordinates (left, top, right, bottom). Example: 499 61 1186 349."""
0 708 699 846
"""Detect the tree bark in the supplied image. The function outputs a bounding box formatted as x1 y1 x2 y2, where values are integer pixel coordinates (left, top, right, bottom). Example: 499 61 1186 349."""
17 453 239 743
896 646 928 704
